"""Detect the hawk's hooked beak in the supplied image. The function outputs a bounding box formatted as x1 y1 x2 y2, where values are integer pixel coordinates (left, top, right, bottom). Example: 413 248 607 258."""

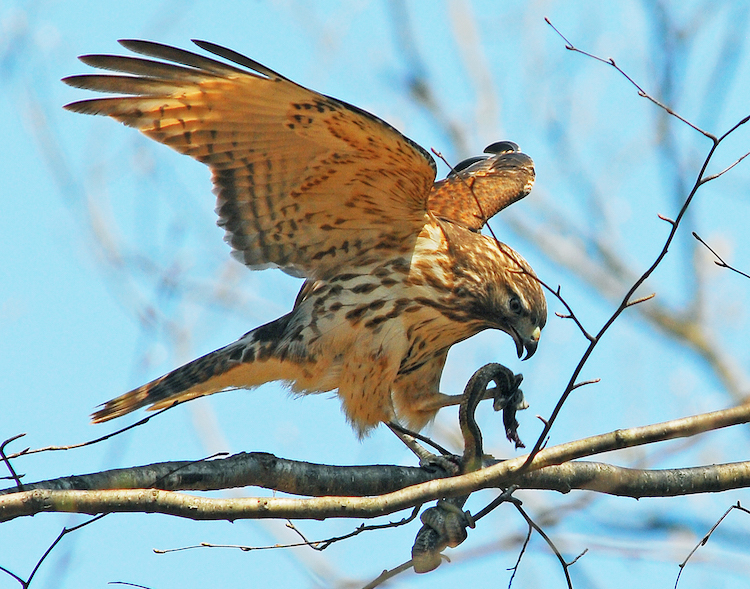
512 326 541 360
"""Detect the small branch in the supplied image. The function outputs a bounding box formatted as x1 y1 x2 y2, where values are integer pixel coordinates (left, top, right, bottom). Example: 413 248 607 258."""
2 514 107 588
508 211 747 401
0 564 24 586
571 378 600 391
507 523 533 588
471 485 520 522
6 408 173 460
362 560 414 589
674 501 750 588
693 232 750 281
513 503 574 589
528 21 750 465
387 422 453 457
545 17 716 140
718 113 750 142
0 435 26 492
547 283 596 342
625 293 656 307
288 507 420 550
699 149 750 184
155 506 420 554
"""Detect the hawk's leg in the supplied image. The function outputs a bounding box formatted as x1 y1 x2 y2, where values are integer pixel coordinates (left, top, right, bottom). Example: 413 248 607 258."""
387 422 461 475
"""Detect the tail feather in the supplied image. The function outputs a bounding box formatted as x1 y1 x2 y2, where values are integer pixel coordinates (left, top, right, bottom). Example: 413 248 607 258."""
91 314 313 423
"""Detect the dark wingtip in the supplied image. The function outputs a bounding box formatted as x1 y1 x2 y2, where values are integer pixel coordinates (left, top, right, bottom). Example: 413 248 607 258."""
447 155 488 177
484 141 519 154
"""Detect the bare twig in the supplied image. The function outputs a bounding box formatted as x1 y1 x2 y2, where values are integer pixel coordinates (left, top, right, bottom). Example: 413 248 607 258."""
513 502 574 589
387 421 453 457
699 149 750 183
527 21 750 465
625 293 656 308
362 559 414 589
472 486 521 522
693 232 750 280
674 501 750 588
6 407 175 460
543 281 596 342
507 523 533 589
0 514 106 588
507 210 747 401
153 507 420 554
571 379 600 391
545 17 716 141
0 435 26 492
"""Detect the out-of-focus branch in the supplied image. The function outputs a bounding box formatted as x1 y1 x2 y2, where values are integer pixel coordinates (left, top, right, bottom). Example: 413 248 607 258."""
387 0 468 155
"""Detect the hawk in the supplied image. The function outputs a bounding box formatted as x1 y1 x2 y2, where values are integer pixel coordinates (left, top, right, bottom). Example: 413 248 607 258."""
64 40 547 436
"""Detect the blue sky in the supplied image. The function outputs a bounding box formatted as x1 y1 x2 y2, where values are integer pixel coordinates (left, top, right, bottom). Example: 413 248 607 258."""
2 1 750 588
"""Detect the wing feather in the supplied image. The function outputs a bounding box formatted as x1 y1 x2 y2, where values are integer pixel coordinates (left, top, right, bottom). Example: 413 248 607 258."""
64 40 436 279
427 148 535 231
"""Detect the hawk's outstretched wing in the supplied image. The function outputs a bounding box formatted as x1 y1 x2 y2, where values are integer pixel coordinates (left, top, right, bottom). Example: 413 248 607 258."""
64 40 437 279
427 141 535 231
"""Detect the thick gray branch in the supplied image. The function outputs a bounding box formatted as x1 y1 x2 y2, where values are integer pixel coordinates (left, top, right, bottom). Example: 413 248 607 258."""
3 403 749 522
515 460 750 497
2 460 749 523
0 452 439 497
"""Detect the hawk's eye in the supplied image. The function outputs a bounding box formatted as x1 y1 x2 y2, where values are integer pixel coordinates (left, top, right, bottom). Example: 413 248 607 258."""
509 296 523 315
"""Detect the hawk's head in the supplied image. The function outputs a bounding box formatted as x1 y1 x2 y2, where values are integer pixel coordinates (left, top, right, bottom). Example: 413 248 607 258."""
441 222 547 360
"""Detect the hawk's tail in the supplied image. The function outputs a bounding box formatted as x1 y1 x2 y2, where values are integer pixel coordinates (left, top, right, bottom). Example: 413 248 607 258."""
91 314 302 423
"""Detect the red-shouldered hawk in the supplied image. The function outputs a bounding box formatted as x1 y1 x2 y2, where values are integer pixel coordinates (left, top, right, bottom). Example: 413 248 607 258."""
64 40 546 436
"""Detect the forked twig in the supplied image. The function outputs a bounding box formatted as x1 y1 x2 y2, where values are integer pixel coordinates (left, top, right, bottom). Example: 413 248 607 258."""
153 507 420 555
513 502 575 589
527 20 750 466
0 435 26 492
545 17 716 141
693 232 750 281
6 406 175 460
0 514 106 588
674 501 750 588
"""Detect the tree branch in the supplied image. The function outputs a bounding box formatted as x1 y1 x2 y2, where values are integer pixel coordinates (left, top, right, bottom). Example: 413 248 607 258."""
527 21 750 463
4 402 750 523
0 452 440 497
3 459 749 524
